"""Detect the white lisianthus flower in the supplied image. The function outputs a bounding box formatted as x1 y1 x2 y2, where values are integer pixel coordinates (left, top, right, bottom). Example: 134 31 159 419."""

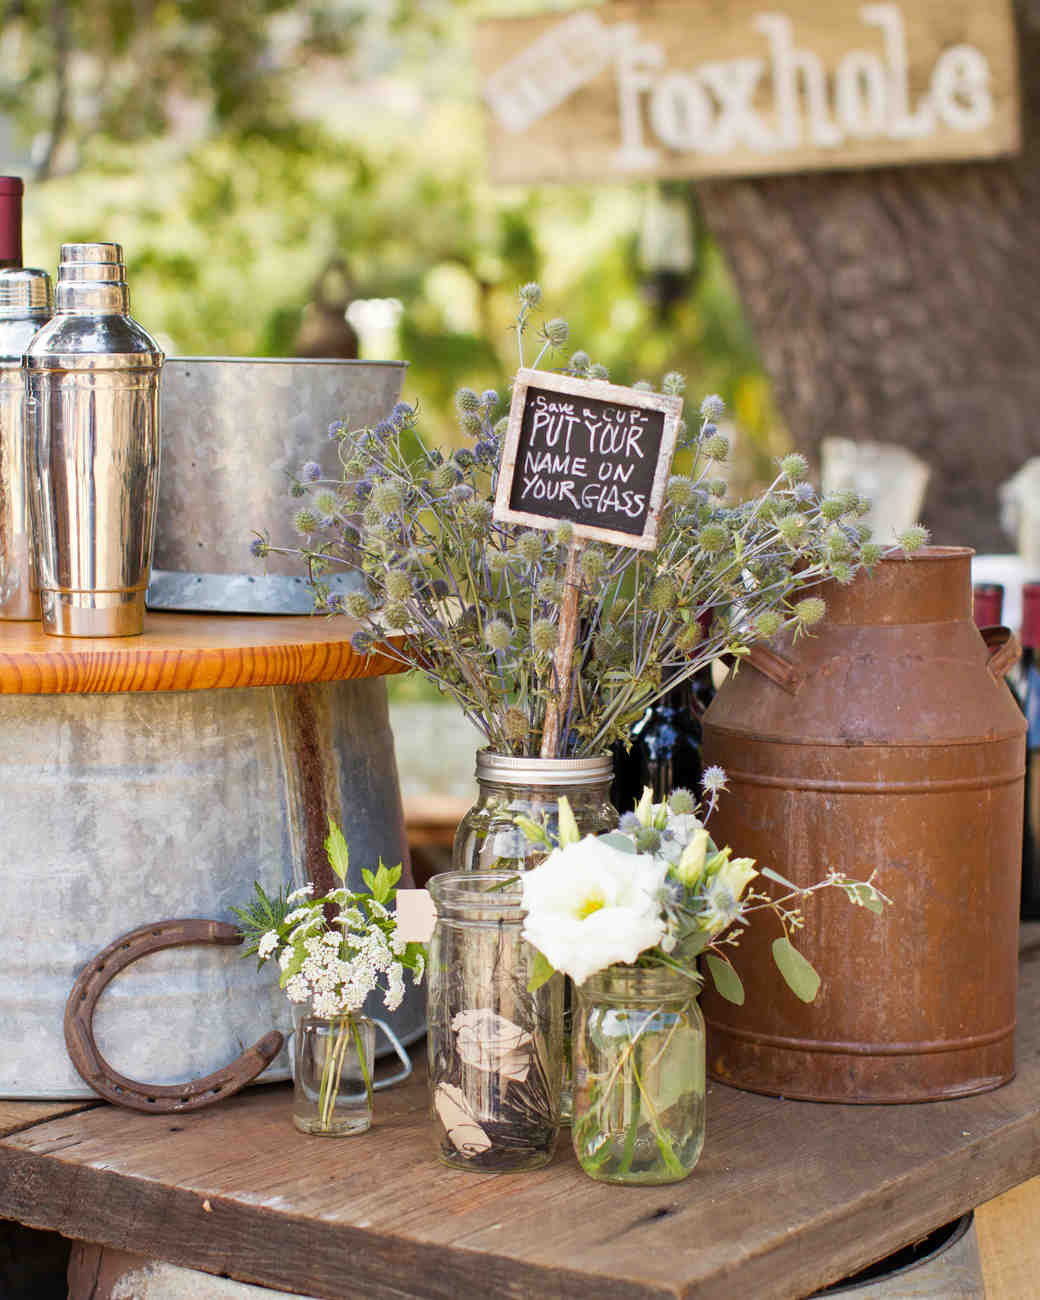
521 836 668 984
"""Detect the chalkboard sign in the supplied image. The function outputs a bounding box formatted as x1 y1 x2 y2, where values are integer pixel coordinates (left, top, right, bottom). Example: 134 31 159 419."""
493 368 683 550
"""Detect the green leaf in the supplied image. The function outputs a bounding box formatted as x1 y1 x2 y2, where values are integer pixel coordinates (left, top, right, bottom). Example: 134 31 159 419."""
761 866 801 892
514 815 551 849
325 820 350 881
598 831 636 854
557 795 580 847
526 949 557 992
705 953 745 1005
361 866 376 893
772 937 821 1003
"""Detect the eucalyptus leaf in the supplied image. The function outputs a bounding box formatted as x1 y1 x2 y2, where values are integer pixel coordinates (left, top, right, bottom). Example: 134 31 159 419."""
598 831 637 854
761 866 801 892
705 953 745 1005
772 937 821 1003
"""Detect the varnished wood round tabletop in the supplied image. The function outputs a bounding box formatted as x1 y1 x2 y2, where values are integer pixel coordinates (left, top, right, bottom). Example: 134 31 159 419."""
0 612 404 695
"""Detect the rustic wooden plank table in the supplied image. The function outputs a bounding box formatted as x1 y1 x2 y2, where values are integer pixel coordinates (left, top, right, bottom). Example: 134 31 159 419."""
2 928 1040 1299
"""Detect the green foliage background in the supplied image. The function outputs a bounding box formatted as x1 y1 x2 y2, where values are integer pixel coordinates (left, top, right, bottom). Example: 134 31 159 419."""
6 0 780 459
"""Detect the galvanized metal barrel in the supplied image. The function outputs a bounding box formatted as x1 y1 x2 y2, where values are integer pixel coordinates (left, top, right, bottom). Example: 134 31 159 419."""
0 676 422 1099
701 547 1025 1102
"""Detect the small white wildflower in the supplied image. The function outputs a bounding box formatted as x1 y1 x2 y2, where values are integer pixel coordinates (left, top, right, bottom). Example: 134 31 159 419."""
322 931 341 949
285 974 311 1003
384 963 405 1012
285 884 314 904
313 990 343 1019
257 931 279 960
278 948 294 972
412 952 425 984
284 906 316 926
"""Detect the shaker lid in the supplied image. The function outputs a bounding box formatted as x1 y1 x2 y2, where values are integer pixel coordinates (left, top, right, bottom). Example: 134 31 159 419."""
55 242 130 314
0 267 52 318
60 242 123 267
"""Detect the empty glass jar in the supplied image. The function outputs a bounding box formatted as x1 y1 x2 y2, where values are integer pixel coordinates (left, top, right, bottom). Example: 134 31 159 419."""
427 872 563 1172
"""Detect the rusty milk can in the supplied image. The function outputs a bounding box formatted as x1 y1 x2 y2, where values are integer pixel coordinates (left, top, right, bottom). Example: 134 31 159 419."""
700 547 1025 1102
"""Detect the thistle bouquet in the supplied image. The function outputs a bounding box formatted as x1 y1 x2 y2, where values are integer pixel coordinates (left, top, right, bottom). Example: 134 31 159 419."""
258 285 924 758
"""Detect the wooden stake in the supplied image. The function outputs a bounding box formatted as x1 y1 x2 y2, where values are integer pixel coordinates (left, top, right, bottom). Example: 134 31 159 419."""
540 540 584 758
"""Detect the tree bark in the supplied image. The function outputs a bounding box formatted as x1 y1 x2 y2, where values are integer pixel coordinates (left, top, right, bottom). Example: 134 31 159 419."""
700 2 1040 551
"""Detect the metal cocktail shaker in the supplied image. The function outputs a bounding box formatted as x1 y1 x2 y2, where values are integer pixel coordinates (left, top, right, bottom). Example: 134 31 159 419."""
25 243 163 637
0 268 51 619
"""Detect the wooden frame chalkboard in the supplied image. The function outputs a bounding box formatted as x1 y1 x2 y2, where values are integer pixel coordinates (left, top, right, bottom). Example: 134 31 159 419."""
493 368 683 550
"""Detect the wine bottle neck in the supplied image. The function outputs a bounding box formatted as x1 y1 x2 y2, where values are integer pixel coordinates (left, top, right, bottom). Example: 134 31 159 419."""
0 177 23 270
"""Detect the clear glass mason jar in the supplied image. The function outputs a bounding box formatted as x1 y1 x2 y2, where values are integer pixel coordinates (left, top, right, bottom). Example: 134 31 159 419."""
292 1011 375 1137
452 751 618 873
572 965 706 1185
427 872 563 1173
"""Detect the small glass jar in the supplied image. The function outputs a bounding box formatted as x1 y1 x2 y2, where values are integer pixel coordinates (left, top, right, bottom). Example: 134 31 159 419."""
427 872 563 1172
292 1012 375 1137
452 751 618 873
572 965 705 1185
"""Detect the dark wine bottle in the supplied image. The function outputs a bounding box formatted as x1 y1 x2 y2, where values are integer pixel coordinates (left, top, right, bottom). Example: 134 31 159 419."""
972 582 1004 630
1020 582 1040 919
0 177 22 270
611 664 715 811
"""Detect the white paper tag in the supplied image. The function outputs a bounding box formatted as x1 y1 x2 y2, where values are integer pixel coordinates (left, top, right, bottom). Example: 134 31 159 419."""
395 889 437 943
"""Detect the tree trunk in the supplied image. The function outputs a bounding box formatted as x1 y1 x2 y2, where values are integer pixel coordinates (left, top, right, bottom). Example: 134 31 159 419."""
700 2 1040 552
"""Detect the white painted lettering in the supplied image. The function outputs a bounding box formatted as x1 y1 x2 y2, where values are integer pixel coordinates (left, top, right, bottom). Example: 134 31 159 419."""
756 13 842 147
861 4 934 139
931 45 993 132
611 25 664 170
836 48 887 138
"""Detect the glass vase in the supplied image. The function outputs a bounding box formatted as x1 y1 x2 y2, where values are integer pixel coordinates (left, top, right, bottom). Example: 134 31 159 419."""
452 751 618 873
427 872 563 1172
292 1012 375 1137
572 965 706 1185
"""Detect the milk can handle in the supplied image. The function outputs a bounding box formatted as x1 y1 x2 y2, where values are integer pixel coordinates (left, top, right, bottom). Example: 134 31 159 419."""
745 643 804 695
980 625 1022 681
64 918 284 1114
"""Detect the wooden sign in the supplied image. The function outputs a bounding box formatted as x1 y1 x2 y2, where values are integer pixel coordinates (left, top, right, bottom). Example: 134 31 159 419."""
494 369 683 550
476 0 1020 184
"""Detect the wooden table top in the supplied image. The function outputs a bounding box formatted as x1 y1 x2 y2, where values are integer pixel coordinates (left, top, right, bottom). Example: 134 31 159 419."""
0 612 404 695
4 927 1040 1300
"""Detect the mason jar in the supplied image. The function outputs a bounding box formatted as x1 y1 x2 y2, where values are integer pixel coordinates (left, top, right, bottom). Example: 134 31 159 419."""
427 871 563 1173
572 964 706 1185
452 751 618 873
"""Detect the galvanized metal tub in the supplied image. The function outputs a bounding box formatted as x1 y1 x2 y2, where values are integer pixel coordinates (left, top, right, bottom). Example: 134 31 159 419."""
701 547 1025 1103
148 357 405 614
0 675 423 1099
